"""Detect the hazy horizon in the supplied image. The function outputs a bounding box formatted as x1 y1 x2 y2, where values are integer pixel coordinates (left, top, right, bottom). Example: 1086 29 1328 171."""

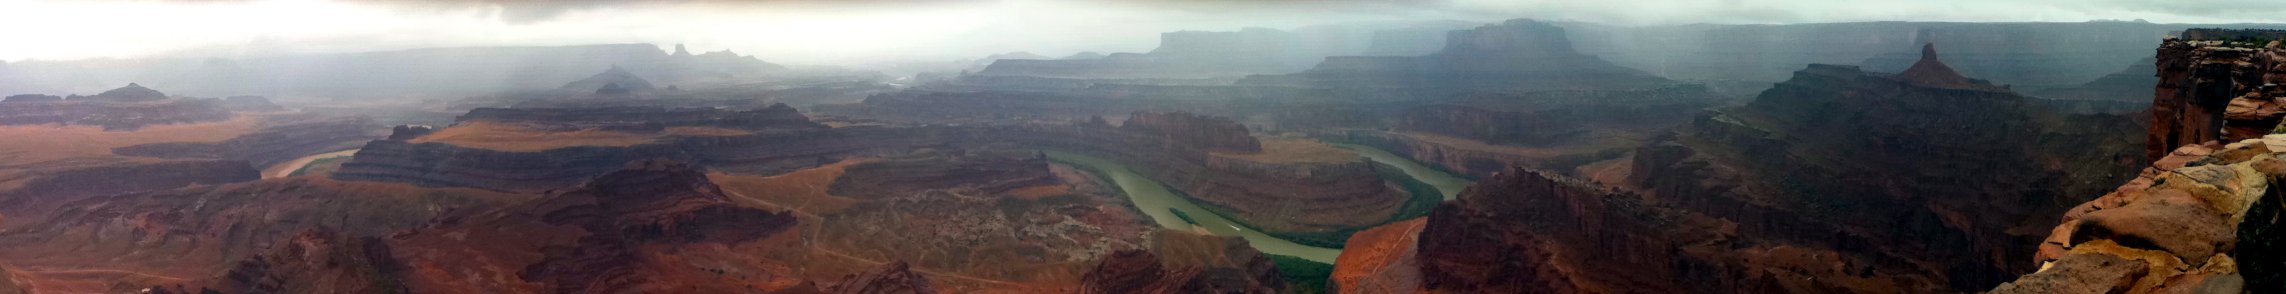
5 0 2286 65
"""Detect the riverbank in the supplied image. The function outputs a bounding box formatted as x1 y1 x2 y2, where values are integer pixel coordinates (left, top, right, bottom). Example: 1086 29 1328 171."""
1043 144 1474 264
260 149 359 179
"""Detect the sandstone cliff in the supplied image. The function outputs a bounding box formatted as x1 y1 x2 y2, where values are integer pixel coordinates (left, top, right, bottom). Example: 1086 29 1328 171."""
2149 29 2286 161
1985 28 2286 294
1985 140 2268 293
1619 47 2146 291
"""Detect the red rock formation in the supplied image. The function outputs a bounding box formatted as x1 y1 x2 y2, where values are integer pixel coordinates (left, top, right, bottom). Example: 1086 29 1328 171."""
1077 230 1285 294
1897 43 2007 91
1120 111 1262 153
824 261 935 294
1625 59 2146 290
1986 137 2270 293
78 83 168 103
2148 29 2286 160
382 159 807 293
153 229 407 294
0 159 258 228
0 177 523 293
1339 167 1824 293
1330 218 1424 293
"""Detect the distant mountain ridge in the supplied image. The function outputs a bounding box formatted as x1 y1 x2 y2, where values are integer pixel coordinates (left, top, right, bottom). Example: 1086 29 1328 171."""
0 43 786 98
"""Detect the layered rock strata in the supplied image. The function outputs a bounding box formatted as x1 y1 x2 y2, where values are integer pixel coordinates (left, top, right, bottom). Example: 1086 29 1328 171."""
0 177 523 293
0 159 259 229
1987 138 2277 293
1078 230 1286 294
112 116 383 168
0 85 232 130
165 160 808 293
1240 19 1672 93
1621 48 2148 291
1336 167 1862 293
2150 29 2286 161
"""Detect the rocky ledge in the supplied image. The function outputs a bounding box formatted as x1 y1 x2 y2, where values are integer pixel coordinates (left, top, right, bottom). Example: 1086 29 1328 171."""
1988 136 2286 293
1078 230 1286 294
2151 29 2286 160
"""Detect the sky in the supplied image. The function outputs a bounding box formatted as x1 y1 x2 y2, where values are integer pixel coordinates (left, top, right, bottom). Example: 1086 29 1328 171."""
1 0 2284 65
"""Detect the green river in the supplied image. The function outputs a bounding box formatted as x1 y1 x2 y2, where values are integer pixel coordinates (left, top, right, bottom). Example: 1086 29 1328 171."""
1045 144 1471 264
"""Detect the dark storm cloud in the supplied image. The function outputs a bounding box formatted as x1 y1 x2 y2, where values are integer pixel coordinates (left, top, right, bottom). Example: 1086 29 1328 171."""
334 0 1450 23
320 0 999 23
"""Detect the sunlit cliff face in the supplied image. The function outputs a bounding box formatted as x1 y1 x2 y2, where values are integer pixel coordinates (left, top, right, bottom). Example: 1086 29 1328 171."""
2 0 2283 65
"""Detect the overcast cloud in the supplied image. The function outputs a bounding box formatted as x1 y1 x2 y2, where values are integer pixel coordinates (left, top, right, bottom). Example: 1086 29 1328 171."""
1 0 2282 64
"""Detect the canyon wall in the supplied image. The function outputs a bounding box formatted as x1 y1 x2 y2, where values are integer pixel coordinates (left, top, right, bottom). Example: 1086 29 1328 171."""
0 83 234 130
112 116 383 168
1620 47 2147 291
1241 19 1673 93
1335 166 1890 293
1988 28 2286 294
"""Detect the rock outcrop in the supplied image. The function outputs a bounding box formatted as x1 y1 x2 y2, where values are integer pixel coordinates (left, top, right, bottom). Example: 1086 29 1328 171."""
2149 29 2286 161
1897 43 2009 91
825 261 936 294
1330 218 1424 294
245 160 808 293
1985 137 2279 293
1336 167 1811 293
0 177 523 293
1987 29 2286 293
1120 111 1262 153
1610 46 2145 291
77 83 168 103
151 229 408 294
0 159 259 229
561 66 658 93
1078 230 1286 294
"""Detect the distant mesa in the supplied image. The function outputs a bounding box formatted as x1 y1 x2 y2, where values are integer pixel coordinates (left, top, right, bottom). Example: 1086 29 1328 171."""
561 66 657 94
220 95 285 112
1062 52 1106 60
76 83 170 102
2 94 60 103
1238 19 1671 92
1896 43 2007 91
594 82 634 95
